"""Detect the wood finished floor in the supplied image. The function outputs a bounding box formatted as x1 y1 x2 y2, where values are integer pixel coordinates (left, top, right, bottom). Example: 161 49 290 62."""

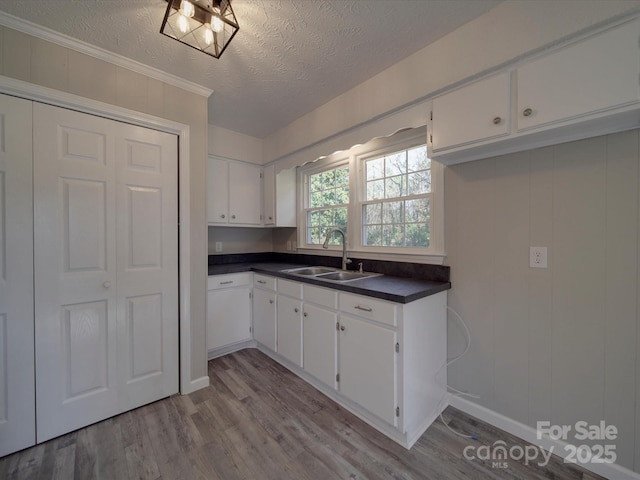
1 348 605 480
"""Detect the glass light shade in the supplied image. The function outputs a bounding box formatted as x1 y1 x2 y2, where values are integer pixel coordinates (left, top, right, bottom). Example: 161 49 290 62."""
160 0 239 59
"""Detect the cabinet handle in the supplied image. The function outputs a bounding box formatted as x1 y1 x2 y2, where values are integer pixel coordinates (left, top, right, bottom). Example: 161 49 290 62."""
294 308 299 313
522 107 533 117
269 299 274 304
231 214 236 219
219 280 233 285
257 279 267 284
340 325 345 331
103 281 111 288
221 214 226 219
303 312 308 317
268 216 273 220
493 116 502 125
354 305 373 312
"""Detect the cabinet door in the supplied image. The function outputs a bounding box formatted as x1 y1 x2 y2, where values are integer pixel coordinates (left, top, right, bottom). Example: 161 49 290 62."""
517 19 640 131
339 314 396 425
276 295 303 366
431 72 510 152
208 157 229 224
207 287 252 351
252 287 276 350
263 164 276 225
0 94 35 457
303 304 337 388
229 162 262 225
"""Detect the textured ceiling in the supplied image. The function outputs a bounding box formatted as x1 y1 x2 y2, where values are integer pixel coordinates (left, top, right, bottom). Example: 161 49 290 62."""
0 0 503 138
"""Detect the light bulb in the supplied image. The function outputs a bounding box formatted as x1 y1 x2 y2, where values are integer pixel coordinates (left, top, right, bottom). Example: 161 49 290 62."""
204 25 214 45
180 0 195 18
211 15 224 33
177 14 189 33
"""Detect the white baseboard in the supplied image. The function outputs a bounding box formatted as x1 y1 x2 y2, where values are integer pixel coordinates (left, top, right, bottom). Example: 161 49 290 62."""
449 396 640 480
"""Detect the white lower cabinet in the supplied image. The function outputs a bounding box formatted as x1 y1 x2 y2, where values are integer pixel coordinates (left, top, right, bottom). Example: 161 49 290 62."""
338 313 397 426
276 293 303 366
302 285 338 389
207 273 253 356
252 274 277 351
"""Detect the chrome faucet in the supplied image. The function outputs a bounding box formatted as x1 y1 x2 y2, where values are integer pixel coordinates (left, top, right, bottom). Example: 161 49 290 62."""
322 228 352 271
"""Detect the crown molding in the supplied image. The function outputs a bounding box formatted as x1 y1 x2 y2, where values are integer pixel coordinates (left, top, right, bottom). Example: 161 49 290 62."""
0 10 214 98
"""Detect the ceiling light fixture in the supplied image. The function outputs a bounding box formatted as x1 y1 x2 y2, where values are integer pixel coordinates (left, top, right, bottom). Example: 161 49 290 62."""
160 0 239 59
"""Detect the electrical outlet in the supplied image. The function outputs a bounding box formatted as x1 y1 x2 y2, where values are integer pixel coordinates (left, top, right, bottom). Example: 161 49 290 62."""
530 246 547 268
215 241 223 252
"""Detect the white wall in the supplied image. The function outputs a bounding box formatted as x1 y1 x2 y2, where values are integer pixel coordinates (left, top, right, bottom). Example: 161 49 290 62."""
0 25 210 384
445 130 640 472
208 124 263 164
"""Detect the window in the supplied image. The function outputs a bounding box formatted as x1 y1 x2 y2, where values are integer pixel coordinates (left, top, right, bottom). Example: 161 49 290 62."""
299 128 443 259
362 145 431 248
305 163 349 245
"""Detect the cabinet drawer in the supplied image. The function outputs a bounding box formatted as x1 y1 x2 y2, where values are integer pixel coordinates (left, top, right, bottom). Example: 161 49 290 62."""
254 274 276 290
278 278 302 298
304 284 337 309
208 272 252 290
339 293 396 327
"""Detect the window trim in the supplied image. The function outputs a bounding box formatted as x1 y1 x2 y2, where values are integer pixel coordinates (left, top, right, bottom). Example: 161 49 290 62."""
297 127 444 260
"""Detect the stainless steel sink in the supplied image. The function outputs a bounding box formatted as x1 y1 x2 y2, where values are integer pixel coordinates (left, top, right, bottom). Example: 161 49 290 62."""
284 266 380 282
284 266 337 276
314 271 380 282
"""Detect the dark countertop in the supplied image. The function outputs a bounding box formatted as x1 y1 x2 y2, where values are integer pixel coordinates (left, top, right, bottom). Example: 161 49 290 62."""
208 260 451 304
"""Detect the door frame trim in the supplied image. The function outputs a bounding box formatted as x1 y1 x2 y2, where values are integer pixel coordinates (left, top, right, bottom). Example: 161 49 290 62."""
0 74 202 395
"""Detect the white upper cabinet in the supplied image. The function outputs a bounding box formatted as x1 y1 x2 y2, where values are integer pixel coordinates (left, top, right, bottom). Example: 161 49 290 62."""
431 72 511 152
207 157 229 224
207 157 263 226
431 18 640 165
263 164 296 227
516 19 640 132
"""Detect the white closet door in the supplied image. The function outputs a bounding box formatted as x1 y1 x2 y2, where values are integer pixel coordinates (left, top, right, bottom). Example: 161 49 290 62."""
114 121 178 412
0 94 35 457
33 104 178 442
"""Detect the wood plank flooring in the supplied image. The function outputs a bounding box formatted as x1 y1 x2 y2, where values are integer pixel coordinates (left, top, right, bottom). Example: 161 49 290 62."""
1 348 605 479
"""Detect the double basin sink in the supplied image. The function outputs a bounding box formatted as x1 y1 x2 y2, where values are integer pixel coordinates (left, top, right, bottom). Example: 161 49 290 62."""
283 266 381 283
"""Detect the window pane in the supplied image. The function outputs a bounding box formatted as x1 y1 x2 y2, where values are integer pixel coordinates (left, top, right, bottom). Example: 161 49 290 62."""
363 202 382 225
405 198 430 223
405 222 430 247
335 166 349 186
407 146 430 172
334 207 348 229
366 157 384 181
385 152 406 176
408 170 431 195
335 185 349 204
383 224 405 247
366 179 384 200
385 175 407 198
382 201 403 224
364 225 382 246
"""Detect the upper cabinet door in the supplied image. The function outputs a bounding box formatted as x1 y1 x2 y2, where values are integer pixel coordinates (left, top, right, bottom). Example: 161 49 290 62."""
431 71 510 152
229 162 262 225
208 157 229 224
517 19 640 132
263 164 276 225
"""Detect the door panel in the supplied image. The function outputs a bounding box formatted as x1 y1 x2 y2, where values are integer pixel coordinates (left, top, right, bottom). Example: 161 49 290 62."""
0 94 35 457
34 103 178 442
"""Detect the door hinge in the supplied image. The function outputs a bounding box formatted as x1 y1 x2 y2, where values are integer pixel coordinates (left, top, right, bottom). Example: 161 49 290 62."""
429 134 433 144
395 342 399 353
249 326 252 333
260 172 263 178
336 322 339 331
430 110 433 121
396 406 400 417
336 373 340 382
249 291 252 299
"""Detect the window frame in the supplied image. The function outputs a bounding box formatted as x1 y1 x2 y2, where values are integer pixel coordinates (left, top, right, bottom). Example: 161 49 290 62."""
297 127 444 261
